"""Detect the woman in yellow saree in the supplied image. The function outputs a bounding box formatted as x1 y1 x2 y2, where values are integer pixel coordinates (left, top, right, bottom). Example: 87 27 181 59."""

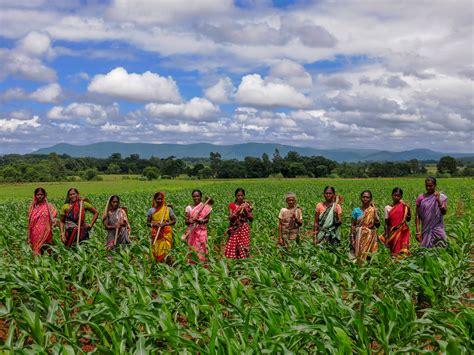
351 190 380 263
147 192 176 262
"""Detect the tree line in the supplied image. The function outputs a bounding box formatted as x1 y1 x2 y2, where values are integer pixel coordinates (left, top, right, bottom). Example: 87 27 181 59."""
0 150 471 182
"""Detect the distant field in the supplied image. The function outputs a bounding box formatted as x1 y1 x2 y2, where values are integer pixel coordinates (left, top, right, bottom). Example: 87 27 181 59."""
0 175 222 200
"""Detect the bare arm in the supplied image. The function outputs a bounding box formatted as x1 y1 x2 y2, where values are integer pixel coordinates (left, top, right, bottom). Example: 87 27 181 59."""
59 215 66 242
313 210 320 243
435 192 447 215
350 218 357 246
415 205 422 242
166 211 177 226
406 204 412 222
278 219 283 241
87 206 99 230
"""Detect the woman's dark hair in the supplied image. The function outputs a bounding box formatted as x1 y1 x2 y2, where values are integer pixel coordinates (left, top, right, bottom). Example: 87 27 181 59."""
360 190 373 199
65 188 79 203
234 188 245 202
392 187 403 196
34 187 46 195
235 188 245 196
110 195 120 203
425 176 437 185
324 186 335 194
192 189 202 197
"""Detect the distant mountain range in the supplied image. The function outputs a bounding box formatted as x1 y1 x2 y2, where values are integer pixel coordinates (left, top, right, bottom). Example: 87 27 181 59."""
33 142 473 163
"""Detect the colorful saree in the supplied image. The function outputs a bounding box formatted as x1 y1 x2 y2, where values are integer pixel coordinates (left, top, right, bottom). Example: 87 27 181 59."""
61 200 91 248
185 203 212 262
416 193 448 248
385 203 410 255
105 208 130 250
225 202 252 259
354 206 379 261
316 203 341 245
28 197 57 255
150 203 173 262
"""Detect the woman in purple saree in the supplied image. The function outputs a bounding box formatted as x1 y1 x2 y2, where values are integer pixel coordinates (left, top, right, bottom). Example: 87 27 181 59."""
415 177 448 248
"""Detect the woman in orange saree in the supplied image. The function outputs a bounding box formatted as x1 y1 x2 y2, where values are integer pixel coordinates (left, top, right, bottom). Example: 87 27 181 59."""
351 190 380 262
28 187 57 255
147 192 176 262
383 187 411 256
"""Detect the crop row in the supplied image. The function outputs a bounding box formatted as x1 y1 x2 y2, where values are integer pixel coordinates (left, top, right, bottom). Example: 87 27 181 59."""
0 179 472 353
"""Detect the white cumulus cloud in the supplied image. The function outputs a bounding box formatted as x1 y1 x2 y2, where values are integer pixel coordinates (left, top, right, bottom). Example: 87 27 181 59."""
235 74 312 109
47 102 118 125
146 97 219 120
88 67 181 103
204 77 235 103
29 83 61 103
0 116 40 132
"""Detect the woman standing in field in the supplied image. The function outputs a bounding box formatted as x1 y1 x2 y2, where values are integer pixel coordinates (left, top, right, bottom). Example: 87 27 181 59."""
60 188 98 248
416 177 448 248
383 188 411 256
182 190 213 262
351 190 380 262
278 192 303 251
225 188 253 259
147 191 176 262
28 187 57 255
313 186 342 245
102 195 131 250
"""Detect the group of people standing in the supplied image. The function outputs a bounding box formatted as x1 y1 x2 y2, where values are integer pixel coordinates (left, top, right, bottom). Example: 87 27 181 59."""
26 177 448 264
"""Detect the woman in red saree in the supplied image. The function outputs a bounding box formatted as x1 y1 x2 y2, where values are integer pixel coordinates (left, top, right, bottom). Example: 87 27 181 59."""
225 188 253 259
28 187 57 255
183 189 213 262
59 188 98 248
383 187 411 256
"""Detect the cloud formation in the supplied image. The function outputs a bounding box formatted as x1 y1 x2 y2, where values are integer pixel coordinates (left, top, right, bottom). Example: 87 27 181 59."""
88 67 181 103
0 0 472 154
145 97 219 120
235 74 312 109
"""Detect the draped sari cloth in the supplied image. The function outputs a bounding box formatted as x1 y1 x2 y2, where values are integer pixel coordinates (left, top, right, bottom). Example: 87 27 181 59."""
185 203 212 262
150 194 173 262
386 203 410 255
354 206 379 261
316 203 341 245
63 200 88 248
225 202 252 259
105 208 130 249
28 197 57 255
416 193 448 248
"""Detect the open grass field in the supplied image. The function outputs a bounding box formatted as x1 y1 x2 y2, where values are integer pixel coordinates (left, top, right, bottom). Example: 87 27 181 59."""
0 178 472 352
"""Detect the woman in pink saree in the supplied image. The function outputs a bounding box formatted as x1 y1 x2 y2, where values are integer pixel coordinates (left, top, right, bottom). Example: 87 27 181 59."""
28 187 57 255
183 190 213 262
416 177 448 248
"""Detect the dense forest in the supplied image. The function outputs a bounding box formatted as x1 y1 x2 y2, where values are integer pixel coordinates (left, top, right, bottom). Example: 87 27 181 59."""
0 150 471 182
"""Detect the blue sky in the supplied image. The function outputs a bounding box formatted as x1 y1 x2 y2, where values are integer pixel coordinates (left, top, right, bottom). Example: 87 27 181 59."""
0 0 472 154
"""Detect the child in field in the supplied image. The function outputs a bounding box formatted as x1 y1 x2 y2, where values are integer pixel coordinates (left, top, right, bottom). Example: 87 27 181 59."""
278 192 303 250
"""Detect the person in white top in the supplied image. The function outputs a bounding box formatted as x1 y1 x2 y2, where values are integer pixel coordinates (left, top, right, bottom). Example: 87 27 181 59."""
278 192 303 250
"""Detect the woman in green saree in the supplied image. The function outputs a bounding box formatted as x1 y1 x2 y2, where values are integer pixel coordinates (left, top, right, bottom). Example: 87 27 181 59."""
313 186 343 245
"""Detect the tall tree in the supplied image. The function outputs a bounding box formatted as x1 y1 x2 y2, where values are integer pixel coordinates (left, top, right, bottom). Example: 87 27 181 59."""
437 156 458 174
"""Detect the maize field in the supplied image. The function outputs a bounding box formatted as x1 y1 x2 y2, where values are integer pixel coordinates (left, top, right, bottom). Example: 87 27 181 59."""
0 178 472 353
